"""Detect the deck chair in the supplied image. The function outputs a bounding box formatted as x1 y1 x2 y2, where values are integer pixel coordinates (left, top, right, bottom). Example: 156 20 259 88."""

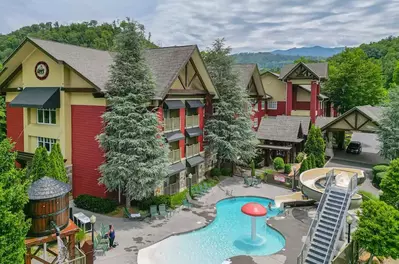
158 204 168 218
244 176 253 186
124 207 148 221
183 199 192 209
150 205 159 219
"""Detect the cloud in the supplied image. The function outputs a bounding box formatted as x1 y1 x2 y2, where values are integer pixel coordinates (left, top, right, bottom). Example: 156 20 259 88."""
0 0 398 52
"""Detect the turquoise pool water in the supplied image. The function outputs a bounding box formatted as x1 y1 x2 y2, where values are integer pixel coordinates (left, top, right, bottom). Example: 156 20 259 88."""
148 197 286 264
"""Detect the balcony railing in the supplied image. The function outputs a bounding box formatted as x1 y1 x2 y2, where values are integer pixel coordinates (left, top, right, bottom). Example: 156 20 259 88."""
164 117 180 132
169 149 181 163
164 181 180 195
186 115 199 128
186 143 200 158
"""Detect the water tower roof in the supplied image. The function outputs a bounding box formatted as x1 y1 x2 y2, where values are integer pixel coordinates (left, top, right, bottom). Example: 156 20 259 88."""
28 176 71 200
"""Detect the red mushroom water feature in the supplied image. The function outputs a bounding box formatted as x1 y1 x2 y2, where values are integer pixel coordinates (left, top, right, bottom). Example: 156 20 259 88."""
241 202 267 241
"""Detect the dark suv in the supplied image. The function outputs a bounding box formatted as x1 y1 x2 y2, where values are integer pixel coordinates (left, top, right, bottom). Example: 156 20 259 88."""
346 141 362 154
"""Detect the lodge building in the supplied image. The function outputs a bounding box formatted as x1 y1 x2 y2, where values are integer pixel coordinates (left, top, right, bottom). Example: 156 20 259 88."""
0 37 218 198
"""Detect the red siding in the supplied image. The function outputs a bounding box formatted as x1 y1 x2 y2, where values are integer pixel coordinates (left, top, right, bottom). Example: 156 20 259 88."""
198 107 204 151
72 105 106 198
157 106 164 131
179 108 186 158
266 101 286 116
286 82 293 115
295 101 310 110
6 103 24 151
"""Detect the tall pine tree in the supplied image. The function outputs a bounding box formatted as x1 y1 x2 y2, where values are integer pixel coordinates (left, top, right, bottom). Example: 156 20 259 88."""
29 146 50 182
204 39 257 167
97 21 169 207
48 143 68 183
0 139 31 264
304 125 326 167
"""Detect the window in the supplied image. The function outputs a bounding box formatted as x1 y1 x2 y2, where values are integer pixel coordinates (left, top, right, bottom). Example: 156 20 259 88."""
253 117 258 128
267 101 278 110
261 101 266 110
37 109 56 124
37 137 57 152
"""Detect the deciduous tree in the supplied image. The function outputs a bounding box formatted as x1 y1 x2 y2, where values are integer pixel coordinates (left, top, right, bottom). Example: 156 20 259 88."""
325 48 386 113
204 39 257 167
380 158 399 210
304 125 325 167
97 20 169 207
354 200 399 263
48 143 68 183
378 86 399 161
0 139 31 264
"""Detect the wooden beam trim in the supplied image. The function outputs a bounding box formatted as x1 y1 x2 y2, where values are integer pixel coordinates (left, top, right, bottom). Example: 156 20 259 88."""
189 58 207 92
188 72 198 88
177 75 186 89
185 63 188 87
343 118 356 130
355 111 358 129
31 255 51 264
63 88 97 93
33 246 41 256
0 64 22 90
357 119 371 130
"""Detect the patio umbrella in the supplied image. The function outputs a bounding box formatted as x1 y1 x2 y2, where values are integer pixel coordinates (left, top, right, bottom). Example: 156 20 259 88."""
241 202 267 241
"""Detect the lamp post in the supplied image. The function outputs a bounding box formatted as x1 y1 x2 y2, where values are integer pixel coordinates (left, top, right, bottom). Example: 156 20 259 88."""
346 214 353 243
90 215 96 243
188 173 193 198
292 167 297 192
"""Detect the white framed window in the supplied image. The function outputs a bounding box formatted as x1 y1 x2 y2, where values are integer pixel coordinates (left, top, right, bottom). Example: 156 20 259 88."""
267 101 278 110
261 101 266 110
37 109 56 125
37 137 57 152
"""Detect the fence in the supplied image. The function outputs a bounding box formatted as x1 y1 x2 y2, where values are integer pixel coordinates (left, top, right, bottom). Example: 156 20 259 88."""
164 117 180 131
186 143 200 158
186 115 199 128
164 182 180 195
169 149 181 163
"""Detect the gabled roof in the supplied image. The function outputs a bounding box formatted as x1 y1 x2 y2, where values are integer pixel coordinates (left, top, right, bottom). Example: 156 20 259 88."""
232 64 269 98
275 115 311 135
280 62 328 81
261 71 279 78
0 37 216 100
256 117 304 143
315 116 336 128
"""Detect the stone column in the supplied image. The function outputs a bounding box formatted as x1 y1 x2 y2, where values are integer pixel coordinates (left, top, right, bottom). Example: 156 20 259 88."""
286 81 293 116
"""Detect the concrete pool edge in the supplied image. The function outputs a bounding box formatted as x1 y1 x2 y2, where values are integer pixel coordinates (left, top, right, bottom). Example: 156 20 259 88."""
138 195 288 264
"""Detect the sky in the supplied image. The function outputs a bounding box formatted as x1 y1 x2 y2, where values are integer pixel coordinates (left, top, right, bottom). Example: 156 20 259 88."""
0 0 398 52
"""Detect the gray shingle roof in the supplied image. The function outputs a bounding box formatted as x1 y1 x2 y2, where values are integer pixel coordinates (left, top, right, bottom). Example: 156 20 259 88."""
28 176 72 200
357 105 384 123
256 117 304 143
280 62 328 80
232 64 256 91
28 38 196 99
315 116 336 128
276 115 311 135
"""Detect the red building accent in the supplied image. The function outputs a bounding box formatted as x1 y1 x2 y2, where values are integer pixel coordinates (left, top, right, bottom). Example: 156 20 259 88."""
286 81 293 115
310 81 318 124
71 105 106 198
266 101 286 116
6 103 24 151
157 106 164 131
179 108 186 158
198 107 204 151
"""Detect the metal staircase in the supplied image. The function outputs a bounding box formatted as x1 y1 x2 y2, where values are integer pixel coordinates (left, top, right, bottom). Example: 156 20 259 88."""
297 169 358 264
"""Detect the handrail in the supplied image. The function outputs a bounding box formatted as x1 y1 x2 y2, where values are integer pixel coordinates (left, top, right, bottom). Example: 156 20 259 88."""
297 169 336 263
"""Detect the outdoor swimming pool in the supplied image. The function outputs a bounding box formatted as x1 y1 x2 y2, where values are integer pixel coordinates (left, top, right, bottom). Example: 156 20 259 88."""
140 196 286 264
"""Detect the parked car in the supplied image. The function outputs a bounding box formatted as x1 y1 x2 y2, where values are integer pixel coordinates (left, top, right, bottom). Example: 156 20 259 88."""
346 141 362 154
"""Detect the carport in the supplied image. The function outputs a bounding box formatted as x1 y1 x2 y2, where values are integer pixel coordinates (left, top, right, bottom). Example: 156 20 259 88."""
320 105 383 157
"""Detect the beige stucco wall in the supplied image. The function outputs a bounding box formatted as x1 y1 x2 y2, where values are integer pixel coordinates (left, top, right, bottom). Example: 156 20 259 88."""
261 73 286 101
292 110 310 116
297 87 311 101
7 71 23 88
291 79 314 85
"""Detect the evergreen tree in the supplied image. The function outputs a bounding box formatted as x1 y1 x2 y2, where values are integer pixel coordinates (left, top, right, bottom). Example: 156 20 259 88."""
378 86 399 161
204 39 257 167
299 159 309 175
304 125 326 167
29 146 49 182
0 139 31 263
380 158 399 210
308 154 316 169
97 20 169 207
48 143 68 183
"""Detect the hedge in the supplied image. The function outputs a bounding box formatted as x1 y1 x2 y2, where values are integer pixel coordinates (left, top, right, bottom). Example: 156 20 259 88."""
284 164 292 174
373 172 387 188
358 190 379 201
74 194 118 214
273 157 285 170
372 165 389 176
136 195 171 211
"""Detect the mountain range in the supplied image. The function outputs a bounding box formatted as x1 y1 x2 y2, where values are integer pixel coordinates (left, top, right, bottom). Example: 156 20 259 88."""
271 46 345 57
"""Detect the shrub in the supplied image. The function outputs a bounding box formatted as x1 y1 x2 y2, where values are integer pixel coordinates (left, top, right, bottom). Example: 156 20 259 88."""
299 159 309 174
74 194 117 214
257 173 265 181
284 164 292 174
358 190 379 201
273 157 285 171
372 165 389 176
221 168 232 176
308 154 316 169
211 168 221 176
136 195 171 211
373 172 387 188
296 152 305 163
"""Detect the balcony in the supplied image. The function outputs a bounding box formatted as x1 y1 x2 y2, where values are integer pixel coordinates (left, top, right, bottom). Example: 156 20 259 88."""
164 181 180 195
186 143 200 158
186 115 199 128
169 148 181 163
164 117 180 132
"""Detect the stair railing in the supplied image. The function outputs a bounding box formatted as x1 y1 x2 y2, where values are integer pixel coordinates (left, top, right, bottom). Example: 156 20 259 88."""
297 169 336 264
322 172 358 264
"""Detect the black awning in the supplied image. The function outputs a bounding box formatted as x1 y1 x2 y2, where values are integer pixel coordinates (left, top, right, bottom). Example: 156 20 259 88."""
9 87 60 108
168 162 186 176
164 131 185 143
186 100 204 109
164 100 184 109
186 127 203 138
186 155 205 167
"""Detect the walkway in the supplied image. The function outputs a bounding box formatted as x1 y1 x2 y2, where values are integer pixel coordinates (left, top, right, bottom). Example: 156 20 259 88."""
74 176 302 264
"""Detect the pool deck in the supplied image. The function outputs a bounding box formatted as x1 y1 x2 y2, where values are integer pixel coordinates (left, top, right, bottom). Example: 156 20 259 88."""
81 176 314 264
